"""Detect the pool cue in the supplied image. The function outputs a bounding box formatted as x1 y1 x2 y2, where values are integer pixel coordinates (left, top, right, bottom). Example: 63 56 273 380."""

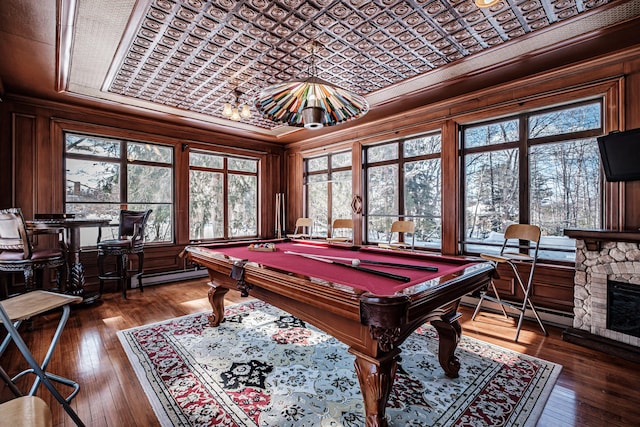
286 252 438 272
284 251 411 282
356 259 438 272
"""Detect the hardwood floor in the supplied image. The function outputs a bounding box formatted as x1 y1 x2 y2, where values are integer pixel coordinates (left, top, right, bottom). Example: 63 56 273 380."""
2 279 639 426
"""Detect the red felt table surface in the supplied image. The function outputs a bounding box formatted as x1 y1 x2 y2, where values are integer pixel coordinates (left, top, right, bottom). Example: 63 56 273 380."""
203 241 475 296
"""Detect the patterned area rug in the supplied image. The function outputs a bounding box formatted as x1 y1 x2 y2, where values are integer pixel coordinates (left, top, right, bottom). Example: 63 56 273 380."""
118 300 561 427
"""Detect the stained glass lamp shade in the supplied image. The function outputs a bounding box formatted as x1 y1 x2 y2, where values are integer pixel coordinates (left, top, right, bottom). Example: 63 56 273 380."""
255 76 369 129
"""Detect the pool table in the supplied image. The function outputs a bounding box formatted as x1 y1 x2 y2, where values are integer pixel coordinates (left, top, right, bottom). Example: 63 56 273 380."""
183 240 494 427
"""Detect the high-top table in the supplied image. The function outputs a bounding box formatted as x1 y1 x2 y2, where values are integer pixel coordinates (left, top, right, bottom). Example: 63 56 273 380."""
26 217 111 303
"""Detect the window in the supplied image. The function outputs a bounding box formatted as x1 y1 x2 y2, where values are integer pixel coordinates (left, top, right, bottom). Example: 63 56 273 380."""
305 151 352 237
461 100 603 261
364 133 442 248
189 151 258 240
65 133 173 246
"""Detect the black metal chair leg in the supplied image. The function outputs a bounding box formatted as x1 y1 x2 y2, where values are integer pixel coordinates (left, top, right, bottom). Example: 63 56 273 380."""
121 254 129 299
98 254 105 296
137 252 144 292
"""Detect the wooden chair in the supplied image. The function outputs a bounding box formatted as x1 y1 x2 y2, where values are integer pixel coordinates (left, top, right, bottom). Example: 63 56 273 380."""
97 209 152 299
0 290 84 426
380 220 415 250
327 218 354 243
0 208 67 293
471 223 548 342
0 396 53 427
287 217 313 239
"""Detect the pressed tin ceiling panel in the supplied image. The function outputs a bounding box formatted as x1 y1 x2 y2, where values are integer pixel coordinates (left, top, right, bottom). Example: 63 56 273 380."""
75 0 631 132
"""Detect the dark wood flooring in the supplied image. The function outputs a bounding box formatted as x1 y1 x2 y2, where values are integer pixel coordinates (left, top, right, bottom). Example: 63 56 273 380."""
1 279 639 426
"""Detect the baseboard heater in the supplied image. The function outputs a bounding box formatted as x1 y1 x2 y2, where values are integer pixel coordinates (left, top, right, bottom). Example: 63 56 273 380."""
132 268 208 288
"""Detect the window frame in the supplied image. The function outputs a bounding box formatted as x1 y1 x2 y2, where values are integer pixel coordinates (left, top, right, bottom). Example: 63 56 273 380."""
459 98 605 261
63 131 175 246
303 150 353 238
362 131 442 249
188 149 260 242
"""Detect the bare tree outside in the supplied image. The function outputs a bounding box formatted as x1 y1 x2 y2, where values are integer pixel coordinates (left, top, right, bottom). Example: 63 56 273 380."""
365 134 442 248
306 152 352 238
463 101 602 260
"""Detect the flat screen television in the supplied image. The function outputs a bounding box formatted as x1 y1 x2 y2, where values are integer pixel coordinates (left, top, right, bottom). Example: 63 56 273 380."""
597 128 640 182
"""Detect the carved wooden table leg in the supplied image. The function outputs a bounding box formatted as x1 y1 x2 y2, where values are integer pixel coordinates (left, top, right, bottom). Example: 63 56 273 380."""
206 282 229 327
349 348 400 427
431 318 462 378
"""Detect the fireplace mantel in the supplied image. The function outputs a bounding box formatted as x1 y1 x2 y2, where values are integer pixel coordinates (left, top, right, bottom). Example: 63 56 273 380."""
564 229 640 250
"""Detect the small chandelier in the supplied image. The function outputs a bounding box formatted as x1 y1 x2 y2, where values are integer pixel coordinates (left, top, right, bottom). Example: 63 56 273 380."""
255 42 369 129
222 89 251 121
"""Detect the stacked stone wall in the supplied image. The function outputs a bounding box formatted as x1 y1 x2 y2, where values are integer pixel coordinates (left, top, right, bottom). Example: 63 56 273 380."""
573 240 640 347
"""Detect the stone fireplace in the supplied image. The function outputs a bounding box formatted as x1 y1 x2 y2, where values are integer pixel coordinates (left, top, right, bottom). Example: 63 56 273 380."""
562 229 640 360
572 238 640 347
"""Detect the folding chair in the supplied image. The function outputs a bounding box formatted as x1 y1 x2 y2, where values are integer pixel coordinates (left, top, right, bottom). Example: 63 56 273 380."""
471 223 548 342
379 220 415 250
0 395 52 427
0 290 85 426
287 217 313 239
326 218 353 243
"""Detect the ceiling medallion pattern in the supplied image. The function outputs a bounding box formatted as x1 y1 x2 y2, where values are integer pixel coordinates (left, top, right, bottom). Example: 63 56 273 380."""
106 0 610 130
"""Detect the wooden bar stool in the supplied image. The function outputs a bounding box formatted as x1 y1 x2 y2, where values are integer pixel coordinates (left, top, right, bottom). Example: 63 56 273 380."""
97 209 151 299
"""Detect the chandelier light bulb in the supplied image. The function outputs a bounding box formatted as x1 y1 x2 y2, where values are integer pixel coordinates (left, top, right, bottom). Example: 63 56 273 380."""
222 103 233 117
474 0 499 7
240 104 251 118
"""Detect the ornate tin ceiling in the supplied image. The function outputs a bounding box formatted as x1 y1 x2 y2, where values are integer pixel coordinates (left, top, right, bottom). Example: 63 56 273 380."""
101 0 617 131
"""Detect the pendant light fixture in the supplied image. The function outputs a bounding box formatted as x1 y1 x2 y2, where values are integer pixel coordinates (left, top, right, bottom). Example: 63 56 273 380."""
254 42 369 129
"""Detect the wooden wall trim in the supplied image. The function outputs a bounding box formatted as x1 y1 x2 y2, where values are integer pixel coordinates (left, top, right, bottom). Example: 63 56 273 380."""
12 113 37 214
440 120 458 256
4 93 284 153
174 142 190 245
622 56 640 230
0 102 11 207
352 141 363 245
602 79 625 230
260 153 282 238
284 152 304 234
